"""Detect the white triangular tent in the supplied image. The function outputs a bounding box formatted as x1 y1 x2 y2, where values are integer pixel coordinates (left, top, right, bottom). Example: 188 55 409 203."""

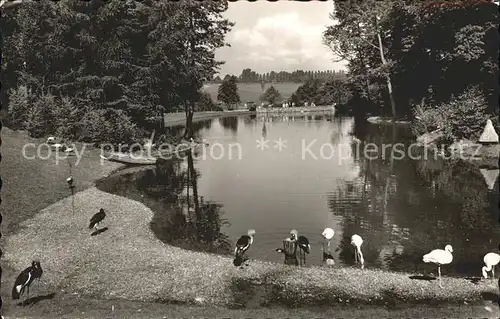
479 119 499 144
480 168 499 190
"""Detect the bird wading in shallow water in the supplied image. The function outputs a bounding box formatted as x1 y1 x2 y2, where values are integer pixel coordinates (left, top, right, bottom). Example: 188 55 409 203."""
290 229 310 265
322 228 335 249
422 244 453 288
351 234 364 269
89 208 106 231
234 229 256 264
12 260 43 304
482 252 500 279
322 243 335 266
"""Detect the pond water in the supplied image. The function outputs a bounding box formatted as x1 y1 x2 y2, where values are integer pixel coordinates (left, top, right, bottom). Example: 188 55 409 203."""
96 113 500 278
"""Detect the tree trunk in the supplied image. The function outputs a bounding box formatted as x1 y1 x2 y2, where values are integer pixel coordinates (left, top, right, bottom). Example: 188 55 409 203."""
376 31 396 118
183 100 194 139
184 1 196 139
187 149 201 240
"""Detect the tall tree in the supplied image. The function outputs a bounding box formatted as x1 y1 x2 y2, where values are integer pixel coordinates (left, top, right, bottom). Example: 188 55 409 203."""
260 85 282 105
324 0 397 117
217 75 240 109
171 0 233 139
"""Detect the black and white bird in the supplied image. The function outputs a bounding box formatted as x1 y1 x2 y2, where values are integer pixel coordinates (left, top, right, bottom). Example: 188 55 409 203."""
12 260 43 303
234 229 256 259
289 229 310 254
89 208 106 231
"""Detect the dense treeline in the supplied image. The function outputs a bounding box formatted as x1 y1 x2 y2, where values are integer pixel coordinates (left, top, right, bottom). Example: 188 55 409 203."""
323 0 499 140
212 68 347 84
1 0 232 144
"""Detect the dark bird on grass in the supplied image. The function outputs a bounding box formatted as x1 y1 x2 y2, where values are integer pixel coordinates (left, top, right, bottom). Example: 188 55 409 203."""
234 229 256 259
12 260 43 302
89 208 106 230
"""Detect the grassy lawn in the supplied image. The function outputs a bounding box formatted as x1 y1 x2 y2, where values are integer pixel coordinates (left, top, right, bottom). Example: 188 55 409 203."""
202 82 301 103
4 294 500 319
1 127 500 318
164 110 255 127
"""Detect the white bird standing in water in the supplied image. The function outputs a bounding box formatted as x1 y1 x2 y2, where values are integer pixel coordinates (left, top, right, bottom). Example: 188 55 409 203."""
322 228 335 248
351 234 364 269
422 244 453 288
482 252 500 279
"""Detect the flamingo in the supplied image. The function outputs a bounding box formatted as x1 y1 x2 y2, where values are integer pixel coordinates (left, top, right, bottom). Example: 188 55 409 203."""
482 252 500 279
321 228 335 249
422 245 453 288
351 234 364 269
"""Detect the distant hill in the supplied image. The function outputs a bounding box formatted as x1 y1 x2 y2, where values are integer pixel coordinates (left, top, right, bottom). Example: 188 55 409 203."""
202 82 301 104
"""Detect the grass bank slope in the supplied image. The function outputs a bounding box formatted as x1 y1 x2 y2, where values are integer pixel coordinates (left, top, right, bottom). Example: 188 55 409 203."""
3 186 497 309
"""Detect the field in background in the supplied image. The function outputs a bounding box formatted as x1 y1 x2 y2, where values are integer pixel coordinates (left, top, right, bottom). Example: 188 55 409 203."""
203 82 301 104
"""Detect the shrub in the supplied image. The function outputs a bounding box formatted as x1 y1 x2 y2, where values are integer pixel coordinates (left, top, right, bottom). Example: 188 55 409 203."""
53 96 81 140
8 85 31 129
412 86 489 144
78 108 140 145
196 92 218 111
24 92 57 138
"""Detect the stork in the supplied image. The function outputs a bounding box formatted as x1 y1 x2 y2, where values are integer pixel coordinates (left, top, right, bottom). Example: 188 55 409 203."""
422 244 453 288
234 229 256 261
351 234 364 269
12 260 43 304
482 252 500 279
89 208 106 231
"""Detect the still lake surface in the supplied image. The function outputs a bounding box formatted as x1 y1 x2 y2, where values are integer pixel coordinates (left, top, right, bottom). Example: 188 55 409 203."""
97 113 499 277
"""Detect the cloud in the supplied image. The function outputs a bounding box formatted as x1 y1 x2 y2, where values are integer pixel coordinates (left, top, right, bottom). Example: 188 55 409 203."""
217 11 346 76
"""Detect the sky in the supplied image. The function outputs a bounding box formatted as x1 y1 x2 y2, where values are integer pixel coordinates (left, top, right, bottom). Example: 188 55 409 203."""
215 1 347 77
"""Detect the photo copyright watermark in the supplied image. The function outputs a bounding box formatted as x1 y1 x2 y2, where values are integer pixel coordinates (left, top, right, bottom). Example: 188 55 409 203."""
20 138 483 165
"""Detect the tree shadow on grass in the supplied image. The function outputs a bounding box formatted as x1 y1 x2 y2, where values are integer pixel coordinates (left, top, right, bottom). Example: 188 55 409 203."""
91 227 109 236
18 292 56 307
464 276 482 284
408 275 437 281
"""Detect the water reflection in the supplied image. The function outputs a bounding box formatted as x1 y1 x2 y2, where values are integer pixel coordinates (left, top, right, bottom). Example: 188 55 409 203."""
330 121 499 276
97 150 232 255
98 114 499 277
219 117 239 134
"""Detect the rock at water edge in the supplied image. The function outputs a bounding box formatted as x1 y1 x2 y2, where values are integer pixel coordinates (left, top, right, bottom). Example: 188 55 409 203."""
479 119 499 144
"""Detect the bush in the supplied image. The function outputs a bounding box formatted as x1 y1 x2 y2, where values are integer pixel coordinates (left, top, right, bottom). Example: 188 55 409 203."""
53 96 81 140
196 92 218 111
24 92 57 138
8 85 31 129
412 86 490 144
78 108 140 145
